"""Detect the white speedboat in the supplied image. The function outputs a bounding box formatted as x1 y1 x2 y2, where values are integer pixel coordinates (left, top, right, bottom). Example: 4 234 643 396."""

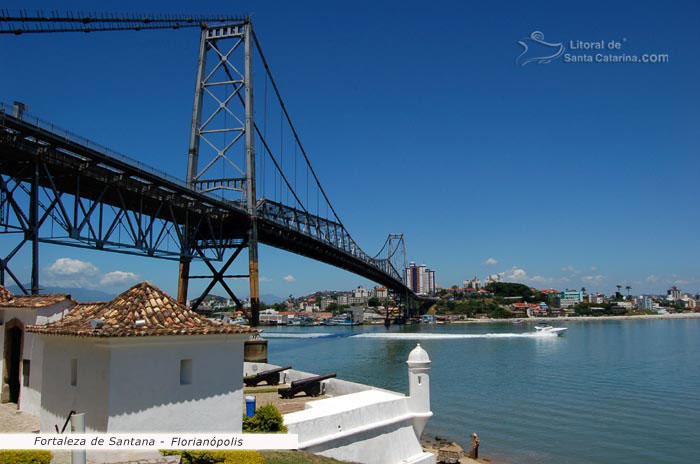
534 323 567 335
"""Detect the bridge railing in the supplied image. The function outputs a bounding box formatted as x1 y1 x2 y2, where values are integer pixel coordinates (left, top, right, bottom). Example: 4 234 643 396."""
258 199 404 285
2 102 408 291
1 102 189 190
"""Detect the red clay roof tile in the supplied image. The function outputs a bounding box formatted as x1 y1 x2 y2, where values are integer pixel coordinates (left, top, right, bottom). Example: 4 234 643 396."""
26 281 257 337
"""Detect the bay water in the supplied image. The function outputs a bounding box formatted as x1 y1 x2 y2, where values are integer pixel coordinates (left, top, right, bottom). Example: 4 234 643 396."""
261 318 700 463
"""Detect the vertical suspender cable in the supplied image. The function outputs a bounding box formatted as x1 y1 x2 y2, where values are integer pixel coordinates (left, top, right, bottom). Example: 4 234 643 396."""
251 29 345 229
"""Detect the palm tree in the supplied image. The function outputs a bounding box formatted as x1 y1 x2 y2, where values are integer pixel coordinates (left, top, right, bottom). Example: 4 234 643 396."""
625 286 632 298
616 285 622 300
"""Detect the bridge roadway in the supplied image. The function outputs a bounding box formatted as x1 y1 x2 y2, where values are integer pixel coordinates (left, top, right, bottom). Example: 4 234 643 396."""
0 107 433 302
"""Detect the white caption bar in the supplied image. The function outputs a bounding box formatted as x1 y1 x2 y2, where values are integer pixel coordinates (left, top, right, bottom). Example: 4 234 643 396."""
0 434 298 450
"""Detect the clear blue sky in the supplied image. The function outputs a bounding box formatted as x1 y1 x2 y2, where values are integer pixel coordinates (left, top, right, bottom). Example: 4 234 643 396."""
2 0 699 299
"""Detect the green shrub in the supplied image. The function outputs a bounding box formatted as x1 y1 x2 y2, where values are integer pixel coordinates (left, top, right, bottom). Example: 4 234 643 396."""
243 404 288 433
0 451 52 464
160 450 264 464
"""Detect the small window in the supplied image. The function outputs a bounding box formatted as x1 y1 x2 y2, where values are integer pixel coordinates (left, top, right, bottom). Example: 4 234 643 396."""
418 375 422 385
180 359 192 385
22 360 30 387
70 359 77 386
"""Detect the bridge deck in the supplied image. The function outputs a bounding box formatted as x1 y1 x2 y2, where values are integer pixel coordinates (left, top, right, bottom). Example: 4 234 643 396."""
0 107 433 299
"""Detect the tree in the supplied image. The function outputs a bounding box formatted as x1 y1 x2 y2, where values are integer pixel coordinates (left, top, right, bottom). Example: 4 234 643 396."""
485 282 534 300
326 303 339 313
367 297 380 307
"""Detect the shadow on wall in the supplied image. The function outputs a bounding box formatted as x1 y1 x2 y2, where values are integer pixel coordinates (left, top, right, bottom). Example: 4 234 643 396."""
40 335 245 431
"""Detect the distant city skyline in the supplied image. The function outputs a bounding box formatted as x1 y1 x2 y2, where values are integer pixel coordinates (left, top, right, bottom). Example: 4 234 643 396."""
2 0 699 298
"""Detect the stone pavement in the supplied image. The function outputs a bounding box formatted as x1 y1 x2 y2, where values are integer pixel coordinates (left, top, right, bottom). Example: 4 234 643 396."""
0 403 181 464
243 384 328 414
0 402 39 433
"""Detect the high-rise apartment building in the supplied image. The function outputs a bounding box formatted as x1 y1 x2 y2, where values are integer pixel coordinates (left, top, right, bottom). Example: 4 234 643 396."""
405 262 436 295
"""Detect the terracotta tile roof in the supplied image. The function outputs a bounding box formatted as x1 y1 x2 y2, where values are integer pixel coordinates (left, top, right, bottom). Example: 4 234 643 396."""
27 281 258 337
0 285 12 303
0 291 74 308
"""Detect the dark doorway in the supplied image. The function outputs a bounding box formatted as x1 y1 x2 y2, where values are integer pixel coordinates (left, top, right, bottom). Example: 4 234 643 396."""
6 326 22 403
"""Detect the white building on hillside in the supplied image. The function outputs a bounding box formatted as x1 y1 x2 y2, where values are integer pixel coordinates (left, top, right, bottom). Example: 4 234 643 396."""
372 286 388 299
27 282 256 438
0 286 75 416
638 295 655 311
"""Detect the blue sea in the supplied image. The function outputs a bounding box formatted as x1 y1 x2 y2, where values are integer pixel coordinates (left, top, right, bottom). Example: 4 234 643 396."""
260 318 700 464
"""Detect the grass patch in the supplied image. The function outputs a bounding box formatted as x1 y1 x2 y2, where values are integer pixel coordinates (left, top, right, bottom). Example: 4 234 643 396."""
244 388 280 394
160 450 357 464
259 451 358 464
0 451 52 464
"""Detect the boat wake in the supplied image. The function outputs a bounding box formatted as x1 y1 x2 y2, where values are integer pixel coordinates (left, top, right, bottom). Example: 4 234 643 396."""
351 332 562 340
261 332 334 339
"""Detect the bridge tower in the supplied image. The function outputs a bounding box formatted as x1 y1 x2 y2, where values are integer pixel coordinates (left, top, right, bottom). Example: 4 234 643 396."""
179 18 260 325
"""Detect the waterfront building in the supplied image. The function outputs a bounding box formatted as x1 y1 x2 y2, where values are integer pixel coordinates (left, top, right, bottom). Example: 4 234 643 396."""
667 286 681 300
300 302 319 313
350 306 365 323
559 289 584 308
0 286 75 416
337 294 349 306
261 308 290 324
681 294 696 308
353 286 370 299
426 269 436 294
405 262 437 295
312 312 333 322
27 282 256 439
373 286 388 299
614 301 634 310
320 297 334 311
27 282 257 433
638 296 655 311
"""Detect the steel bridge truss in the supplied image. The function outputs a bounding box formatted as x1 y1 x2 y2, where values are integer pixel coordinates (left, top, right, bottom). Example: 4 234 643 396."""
0 105 251 306
0 14 434 323
258 199 405 285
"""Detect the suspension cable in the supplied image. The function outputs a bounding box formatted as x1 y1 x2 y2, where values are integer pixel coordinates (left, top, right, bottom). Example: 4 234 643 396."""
251 28 345 228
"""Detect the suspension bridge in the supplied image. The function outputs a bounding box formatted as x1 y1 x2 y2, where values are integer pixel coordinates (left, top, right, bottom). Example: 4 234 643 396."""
0 12 434 325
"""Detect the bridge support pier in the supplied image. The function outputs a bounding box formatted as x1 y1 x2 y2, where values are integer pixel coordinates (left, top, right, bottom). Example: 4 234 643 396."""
30 160 39 295
177 259 190 305
247 221 260 327
181 243 249 316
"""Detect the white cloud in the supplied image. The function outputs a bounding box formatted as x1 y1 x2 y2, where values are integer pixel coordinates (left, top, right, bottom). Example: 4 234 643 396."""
100 271 139 286
646 275 659 282
560 265 582 275
509 268 527 280
483 257 498 266
48 258 98 275
260 276 272 283
283 274 296 282
45 257 139 289
583 275 605 282
502 267 528 281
